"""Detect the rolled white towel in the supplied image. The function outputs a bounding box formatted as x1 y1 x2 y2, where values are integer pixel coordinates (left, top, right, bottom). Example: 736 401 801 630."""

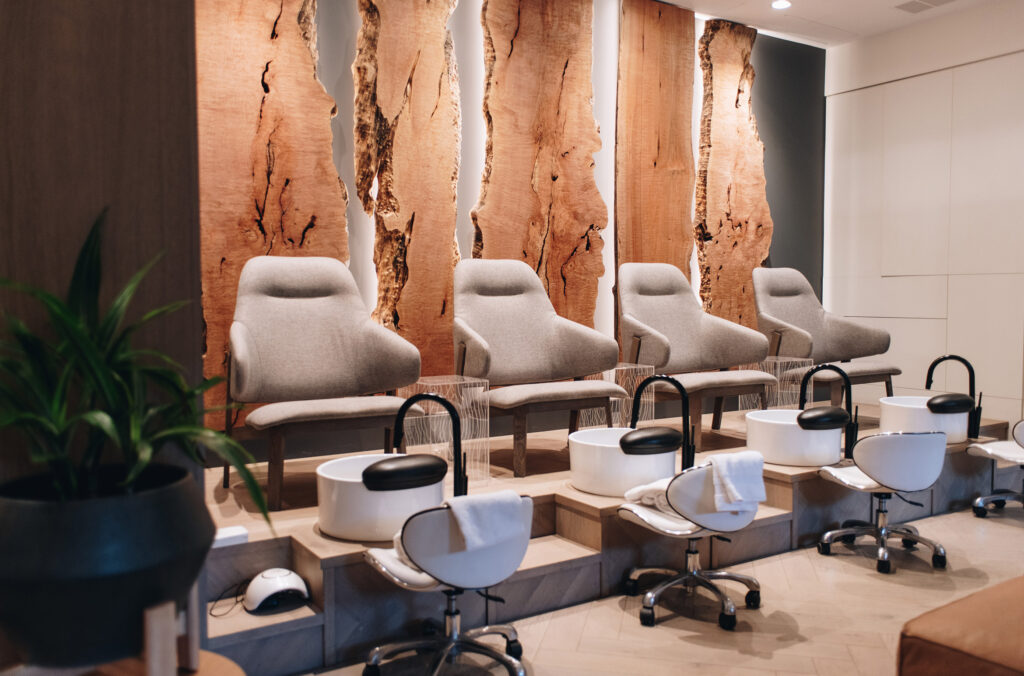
624 477 673 515
709 451 766 513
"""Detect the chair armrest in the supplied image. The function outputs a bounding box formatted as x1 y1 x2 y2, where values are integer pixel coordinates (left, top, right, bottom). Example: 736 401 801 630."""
360 321 422 389
757 311 813 358
453 317 491 378
553 318 620 377
822 313 890 361
700 314 770 367
619 313 670 368
228 322 259 402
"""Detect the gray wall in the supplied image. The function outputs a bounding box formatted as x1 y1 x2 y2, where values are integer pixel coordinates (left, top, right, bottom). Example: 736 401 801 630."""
751 34 826 297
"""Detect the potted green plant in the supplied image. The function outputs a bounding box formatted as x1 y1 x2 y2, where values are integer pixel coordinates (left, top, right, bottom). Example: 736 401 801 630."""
0 211 268 667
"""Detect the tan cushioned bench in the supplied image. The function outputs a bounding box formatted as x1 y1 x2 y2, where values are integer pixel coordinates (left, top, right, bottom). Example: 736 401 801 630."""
899 575 1024 675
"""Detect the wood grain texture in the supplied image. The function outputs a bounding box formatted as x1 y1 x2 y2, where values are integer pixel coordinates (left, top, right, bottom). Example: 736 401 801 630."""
0 0 202 485
473 0 608 327
353 0 461 376
615 0 695 280
196 0 350 426
696 19 773 328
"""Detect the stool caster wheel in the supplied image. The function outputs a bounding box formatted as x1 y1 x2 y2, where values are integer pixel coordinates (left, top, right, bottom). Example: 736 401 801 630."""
745 590 760 609
876 559 892 574
718 612 737 631
505 639 523 659
972 506 987 518
817 541 831 556
994 500 1006 509
362 665 381 676
932 553 946 569
901 538 916 549
623 578 639 596
639 607 656 627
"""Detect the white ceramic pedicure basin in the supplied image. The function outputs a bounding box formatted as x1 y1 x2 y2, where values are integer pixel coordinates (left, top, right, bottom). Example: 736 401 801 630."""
745 409 842 467
568 428 676 497
879 396 965 443
316 454 444 541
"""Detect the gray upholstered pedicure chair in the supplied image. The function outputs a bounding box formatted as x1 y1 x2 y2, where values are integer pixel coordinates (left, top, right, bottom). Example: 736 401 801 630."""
618 263 776 449
453 259 626 477
224 256 422 510
751 267 901 405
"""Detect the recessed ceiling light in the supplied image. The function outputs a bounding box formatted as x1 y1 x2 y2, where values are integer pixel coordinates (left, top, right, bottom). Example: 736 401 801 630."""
772 0 792 8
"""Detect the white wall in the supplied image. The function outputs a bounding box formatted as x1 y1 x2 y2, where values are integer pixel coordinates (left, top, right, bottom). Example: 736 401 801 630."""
824 1 1024 423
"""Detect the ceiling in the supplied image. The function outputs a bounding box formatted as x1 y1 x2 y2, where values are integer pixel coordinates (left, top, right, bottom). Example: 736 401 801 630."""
677 0 998 47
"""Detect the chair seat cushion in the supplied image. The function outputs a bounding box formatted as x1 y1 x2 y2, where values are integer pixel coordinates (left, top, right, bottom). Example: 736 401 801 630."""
246 396 421 431
616 503 704 538
968 440 1024 464
364 547 441 591
488 380 627 410
790 360 901 381
655 370 776 393
818 463 883 492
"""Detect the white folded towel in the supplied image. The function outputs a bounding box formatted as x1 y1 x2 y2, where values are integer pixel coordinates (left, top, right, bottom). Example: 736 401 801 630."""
709 451 766 513
446 489 526 551
624 477 674 515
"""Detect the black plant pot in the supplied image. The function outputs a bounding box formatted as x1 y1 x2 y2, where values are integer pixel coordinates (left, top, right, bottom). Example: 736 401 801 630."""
0 464 215 667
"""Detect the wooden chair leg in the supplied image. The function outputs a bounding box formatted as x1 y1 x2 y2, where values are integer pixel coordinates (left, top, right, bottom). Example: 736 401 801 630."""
759 386 768 410
711 397 724 430
568 409 580 435
267 431 284 512
830 382 843 406
885 377 894 397
384 426 393 453
689 395 704 451
513 410 528 478
604 400 614 428
222 461 230 489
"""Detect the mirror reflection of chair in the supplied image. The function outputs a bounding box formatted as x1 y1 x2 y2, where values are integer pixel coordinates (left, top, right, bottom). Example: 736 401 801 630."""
618 454 764 631
362 492 533 676
751 267 900 406
224 256 422 510
816 431 948 574
453 259 625 477
618 263 776 450
968 420 1024 518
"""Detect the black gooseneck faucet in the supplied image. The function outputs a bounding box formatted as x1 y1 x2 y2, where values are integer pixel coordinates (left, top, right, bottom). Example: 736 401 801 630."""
925 354 982 438
393 393 468 497
630 375 696 470
799 364 859 459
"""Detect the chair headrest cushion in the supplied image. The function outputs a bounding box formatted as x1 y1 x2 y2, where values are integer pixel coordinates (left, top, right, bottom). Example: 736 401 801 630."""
362 455 448 491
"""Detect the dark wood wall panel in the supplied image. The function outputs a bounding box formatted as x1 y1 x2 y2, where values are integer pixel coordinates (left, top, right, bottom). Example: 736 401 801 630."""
353 0 461 376
696 19 774 329
0 0 202 482
473 0 608 327
196 0 350 424
615 0 695 281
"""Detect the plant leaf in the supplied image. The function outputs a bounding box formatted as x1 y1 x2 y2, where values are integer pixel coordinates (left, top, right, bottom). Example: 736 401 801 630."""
66 208 106 329
97 253 163 350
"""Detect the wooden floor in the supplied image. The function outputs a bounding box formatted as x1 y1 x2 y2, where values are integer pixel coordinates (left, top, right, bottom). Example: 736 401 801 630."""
317 508 1024 676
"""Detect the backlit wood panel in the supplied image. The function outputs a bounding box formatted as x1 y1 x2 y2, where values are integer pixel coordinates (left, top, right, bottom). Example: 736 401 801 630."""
473 0 608 327
196 0 350 425
353 0 460 376
615 0 695 280
696 19 773 328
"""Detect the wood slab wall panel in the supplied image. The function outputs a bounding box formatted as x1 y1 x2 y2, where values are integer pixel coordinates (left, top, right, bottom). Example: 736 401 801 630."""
473 0 608 327
696 20 773 328
614 0 695 280
0 1 202 486
196 0 350 425
353 0 461 376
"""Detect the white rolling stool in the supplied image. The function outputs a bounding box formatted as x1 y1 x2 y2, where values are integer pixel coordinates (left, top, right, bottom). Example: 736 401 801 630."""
816 431 948 574
618 458 763 631
362 492 533 676
967 420 1024 517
